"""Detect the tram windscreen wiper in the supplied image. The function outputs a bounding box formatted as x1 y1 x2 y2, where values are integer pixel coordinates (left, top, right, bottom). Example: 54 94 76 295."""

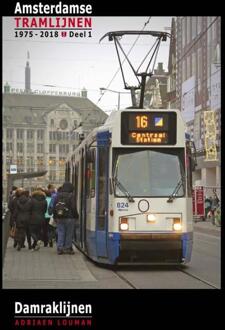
113 177 135 202
167 176 185 203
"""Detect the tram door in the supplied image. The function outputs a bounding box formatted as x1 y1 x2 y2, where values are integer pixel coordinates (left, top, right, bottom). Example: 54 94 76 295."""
96 132 109 258
79 148 87 250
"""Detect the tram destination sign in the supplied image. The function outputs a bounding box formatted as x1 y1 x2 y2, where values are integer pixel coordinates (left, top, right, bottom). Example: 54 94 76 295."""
121 111 177 145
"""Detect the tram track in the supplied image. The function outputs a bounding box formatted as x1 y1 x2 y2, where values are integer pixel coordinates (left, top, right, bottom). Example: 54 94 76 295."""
176 266 219 289
112 266 219 289
114 271 138 289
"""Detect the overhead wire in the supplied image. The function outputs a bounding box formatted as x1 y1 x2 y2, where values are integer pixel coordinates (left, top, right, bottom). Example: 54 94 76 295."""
96 16 152 105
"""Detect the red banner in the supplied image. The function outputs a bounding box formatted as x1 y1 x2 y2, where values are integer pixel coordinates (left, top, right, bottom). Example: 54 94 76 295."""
193 186 205 216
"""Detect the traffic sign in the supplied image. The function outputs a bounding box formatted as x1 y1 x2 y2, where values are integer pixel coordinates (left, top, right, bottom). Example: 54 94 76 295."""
10 165 17 174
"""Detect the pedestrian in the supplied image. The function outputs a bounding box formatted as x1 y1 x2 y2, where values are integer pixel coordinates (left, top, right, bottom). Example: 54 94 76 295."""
53 182 78 255
8 187 22 248
48 186 62 244
8 186 18 229
204 196 212 221
14 189 32 251
211 190 220 226
29 188 47 251
48 184 59 215
212 190 219 208
44 189 55 247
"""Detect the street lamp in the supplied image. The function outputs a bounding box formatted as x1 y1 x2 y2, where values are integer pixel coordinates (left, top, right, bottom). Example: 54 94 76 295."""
100 87 129 110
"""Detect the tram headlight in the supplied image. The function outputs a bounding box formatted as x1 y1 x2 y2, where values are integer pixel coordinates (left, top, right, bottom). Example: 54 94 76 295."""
173 218 182 231
120 217 129 231
147 213 156 222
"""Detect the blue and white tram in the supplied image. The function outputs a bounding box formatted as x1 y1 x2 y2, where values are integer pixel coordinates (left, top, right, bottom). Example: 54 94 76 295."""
65 109 194 265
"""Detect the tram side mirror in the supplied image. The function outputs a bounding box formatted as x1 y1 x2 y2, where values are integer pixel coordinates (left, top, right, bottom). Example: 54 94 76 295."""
79 133 85 142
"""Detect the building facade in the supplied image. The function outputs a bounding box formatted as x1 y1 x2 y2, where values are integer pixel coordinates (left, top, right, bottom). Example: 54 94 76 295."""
3 86 107 200
170 16 221 198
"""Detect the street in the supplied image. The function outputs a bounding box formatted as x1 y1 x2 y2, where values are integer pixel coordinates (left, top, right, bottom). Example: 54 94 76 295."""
3 228 220 289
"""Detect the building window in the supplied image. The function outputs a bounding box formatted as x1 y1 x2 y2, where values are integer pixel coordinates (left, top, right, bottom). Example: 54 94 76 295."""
49 157 56 167
187 56 191 79
37 157 44 170
58 131 62 140
6 129 13 139
27 157 34 167
49 131 58 140
37 144 44 153
17 129 23 139
182 18 186 48
49 144 56 153
17 143 23 153
50 119 54 127
187 17 191 44
197 48 202 91
27 130 34 139
192 52 196 77
17 157 24 166
212 17 217 41
37 157 44 165
49 171 56 181
197 17 202 35
6 156 13 166
27 143 34 153
37 130 44 140
191 17 197 40
182 59 186 82
17 156 24 173
59 119 68 130
59 144 69 153
6 142 13 152
59 157 66 166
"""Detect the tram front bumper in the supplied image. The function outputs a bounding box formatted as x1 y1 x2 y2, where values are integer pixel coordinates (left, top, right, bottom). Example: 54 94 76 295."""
116 233 188 264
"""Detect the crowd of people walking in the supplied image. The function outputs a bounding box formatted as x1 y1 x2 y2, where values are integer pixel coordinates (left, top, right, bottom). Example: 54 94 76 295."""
8 182 78 255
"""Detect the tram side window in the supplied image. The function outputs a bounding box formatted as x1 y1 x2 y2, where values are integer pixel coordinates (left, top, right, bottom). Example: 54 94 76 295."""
65 163 70 181
98 148 107 230
86 149 96 198
74 164 79 209
186 148 193 197
72 165 75 186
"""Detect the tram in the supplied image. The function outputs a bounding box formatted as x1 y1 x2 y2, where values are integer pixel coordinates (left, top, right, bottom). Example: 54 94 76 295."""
65 108 194 265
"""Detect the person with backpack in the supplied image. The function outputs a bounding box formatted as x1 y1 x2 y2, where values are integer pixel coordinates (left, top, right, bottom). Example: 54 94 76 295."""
53 182 78 255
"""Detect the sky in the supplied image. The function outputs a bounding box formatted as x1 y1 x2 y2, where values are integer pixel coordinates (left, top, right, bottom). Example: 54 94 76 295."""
3 16 172 113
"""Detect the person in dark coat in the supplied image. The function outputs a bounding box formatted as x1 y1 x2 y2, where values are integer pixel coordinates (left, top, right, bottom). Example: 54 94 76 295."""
8 185 18 228
14 190 32 251
30 189 47 251
8 187 23 248
53 182 78 255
